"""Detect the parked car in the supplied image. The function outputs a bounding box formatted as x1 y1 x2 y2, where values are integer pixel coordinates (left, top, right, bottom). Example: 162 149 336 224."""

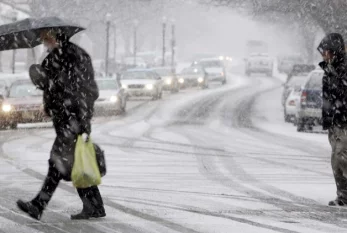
278 55 305 74
296 69 324 132
284 84 306 123
282 73 310 107
245 53 274 77
151 67 179 93
194 58 227 85
120 69 163 100
177 66 209 89
286 64 316 83
0 79 46 129
94 78 127 116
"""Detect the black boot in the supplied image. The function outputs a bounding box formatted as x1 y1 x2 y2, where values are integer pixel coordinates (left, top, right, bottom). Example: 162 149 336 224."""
17 200 43 220
71 207 106 220
71 186 106 220
329 197 347 206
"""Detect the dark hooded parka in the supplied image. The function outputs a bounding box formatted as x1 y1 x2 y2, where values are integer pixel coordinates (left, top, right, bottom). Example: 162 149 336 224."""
318 33 347 130
40 33 99 180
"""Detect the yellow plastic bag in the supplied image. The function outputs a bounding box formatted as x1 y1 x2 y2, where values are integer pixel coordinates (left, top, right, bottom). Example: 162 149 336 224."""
71 135 101 188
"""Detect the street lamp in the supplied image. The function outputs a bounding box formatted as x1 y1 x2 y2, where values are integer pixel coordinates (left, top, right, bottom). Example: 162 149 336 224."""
105 13 112 76
162 16 167 67
133 19 139 66
113 21 117 70
170 18 176 72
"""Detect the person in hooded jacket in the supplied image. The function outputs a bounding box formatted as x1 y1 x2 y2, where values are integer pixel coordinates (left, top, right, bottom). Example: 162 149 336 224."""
318 33 347 206
16 29 106 220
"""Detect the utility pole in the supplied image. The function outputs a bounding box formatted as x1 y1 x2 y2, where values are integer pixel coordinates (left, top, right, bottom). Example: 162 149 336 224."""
162 16 167 67
105 13 111 76
171 19 176 72
133 19 139 66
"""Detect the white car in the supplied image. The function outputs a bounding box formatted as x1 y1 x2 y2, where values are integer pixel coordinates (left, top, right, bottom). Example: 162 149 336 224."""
94 78 127 116
283 75 309 122
284 88 303 123
245 53 274 77
120 69 163 100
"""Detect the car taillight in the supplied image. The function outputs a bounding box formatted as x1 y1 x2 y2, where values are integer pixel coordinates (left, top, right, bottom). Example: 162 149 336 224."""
301 91 307 105
289 100 296 106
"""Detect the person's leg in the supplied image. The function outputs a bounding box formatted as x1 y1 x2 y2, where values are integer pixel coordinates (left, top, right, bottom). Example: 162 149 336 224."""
32 159 63 209
17 159 63 220
329 127 347 205
71 186 106 220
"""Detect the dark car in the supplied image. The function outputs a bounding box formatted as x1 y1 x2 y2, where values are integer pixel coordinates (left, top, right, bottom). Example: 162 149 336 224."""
296 69 324 132
151 67 179 93
177 66 209 89
193 58 227 85
0 79 46 129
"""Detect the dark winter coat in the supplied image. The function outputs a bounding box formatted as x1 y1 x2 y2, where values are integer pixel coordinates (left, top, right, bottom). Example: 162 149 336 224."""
37 37 99 179
318 33 347 130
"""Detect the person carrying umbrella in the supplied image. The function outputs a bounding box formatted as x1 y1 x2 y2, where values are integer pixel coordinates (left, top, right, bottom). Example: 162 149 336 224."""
0 17 106 220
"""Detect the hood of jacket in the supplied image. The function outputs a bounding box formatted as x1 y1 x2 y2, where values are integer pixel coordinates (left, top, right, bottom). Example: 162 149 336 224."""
318 33 345 69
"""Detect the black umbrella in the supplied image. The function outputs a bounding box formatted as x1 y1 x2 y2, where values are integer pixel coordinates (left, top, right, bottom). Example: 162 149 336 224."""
0 16 85 51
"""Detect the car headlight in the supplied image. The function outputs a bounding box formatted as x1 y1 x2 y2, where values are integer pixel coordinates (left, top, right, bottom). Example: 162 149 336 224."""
2 104 11 112
122 85 128 89
110 96 118 102
166 79 172 85
197 77 204 83
178 78 184 84
146 84 154 90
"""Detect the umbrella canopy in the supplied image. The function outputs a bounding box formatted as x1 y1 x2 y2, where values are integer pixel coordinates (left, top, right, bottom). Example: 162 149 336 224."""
0 16 85 51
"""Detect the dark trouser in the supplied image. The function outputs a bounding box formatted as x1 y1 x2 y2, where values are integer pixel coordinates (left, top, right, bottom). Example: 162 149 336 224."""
32 160 104 212
329 127 347 200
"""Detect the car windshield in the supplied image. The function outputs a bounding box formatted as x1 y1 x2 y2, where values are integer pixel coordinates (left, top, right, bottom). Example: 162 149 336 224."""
153 69 172 76
96 79 119 90
9 82 42 98
287 76 308 86
198 61 223 68
121 71 153 80
181 67 204 75
306 72 323 90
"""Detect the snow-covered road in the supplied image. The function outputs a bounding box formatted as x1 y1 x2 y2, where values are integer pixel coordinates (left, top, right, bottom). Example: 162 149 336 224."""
0 72 344 233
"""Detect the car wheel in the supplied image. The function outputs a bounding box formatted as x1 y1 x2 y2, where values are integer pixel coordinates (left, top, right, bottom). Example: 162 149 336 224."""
284 109 290 122
296 118 305 132
9 122 18 130
121 100 127 113
222 79 227 85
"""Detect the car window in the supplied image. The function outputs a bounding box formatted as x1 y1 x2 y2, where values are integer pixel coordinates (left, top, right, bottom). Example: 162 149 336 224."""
9 82 42 98
153 69 172 76
306 72 323 90
198 61 223 68
287 76 308 86
181 67 204 75
96 80 119 90
121 71 153 80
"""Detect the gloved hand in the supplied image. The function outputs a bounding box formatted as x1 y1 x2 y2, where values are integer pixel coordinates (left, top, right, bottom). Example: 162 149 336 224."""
79 119 91 135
